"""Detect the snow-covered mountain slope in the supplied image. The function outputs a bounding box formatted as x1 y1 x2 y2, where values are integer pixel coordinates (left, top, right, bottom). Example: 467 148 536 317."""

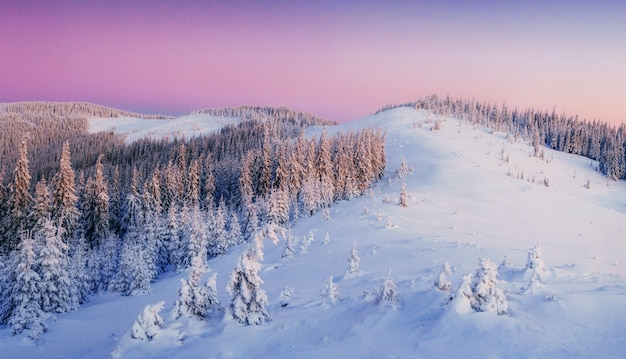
88 114 241 143
4 107 626 358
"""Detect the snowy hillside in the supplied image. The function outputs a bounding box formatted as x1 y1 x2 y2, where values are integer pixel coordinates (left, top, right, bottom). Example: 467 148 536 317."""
88 114 241 143
3 107 626 358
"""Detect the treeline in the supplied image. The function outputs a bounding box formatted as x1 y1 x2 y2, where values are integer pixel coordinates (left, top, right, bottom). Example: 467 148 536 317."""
377 95 626 180
0 101 169 183
0 102 385 337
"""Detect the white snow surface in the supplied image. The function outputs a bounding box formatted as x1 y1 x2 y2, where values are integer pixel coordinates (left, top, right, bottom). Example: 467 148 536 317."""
3 107 626 357
87 114 241 143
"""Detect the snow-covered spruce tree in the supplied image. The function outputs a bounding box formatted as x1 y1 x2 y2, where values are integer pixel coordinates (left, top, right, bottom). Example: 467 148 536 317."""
36 219 74 313
164 205 182 272
2 139 33 254
70 235 91 305
320 275 339 305
398 181 409 207
184 207 208 269
226 211 244 248
172 254 223 320
227 224 283 325
131 302 166 341
52 141 80 246
345 240 360 277
141 178 161 281
242 202 260 241
525 241 546 280
282 229 296 259
108 166 123 236
375 269 401 308
471 258 508 315
396 155 410 179
435 261 452 291
207 198 228 258
29 179 52 234
449 273 474 315
94 233 119 292
299 177 319 217
7 234 47 339
81 154 110 249
120 168 144 239
265 188 290 227
111 242 152 296
316 129 335 208
185 159 201 208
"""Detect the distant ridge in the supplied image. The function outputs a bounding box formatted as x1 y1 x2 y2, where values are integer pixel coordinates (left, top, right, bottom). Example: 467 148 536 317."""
0 101 173 120
194 105 336 126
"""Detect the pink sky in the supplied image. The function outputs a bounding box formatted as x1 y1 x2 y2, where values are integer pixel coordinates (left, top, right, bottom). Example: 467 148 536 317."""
1 1 625 124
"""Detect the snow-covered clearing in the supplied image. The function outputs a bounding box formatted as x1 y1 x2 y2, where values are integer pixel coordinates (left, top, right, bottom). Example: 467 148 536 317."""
4 107 626 358
88 114 241 143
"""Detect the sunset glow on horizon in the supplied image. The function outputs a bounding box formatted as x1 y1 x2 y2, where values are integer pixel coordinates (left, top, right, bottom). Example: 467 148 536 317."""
1 0 625 124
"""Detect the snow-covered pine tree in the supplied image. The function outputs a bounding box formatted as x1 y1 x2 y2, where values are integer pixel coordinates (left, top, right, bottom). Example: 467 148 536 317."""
172 254 223 320
164 205 182 272
281 229 296 259
113 242 152 296
396 155 410 178
300 230 314 253
7 234 47 338
265 188 290 227
345 240 360 277
207 198 228 257
273 143 290 192
52 141 80 246
131 302 166 341
2 139 33 254
141 174 162 281
120 168 144 239
29 179 52 234
108 166 123 236
375 269 401 308
449 273 474 315
36 219 74 313
435 261 452 291
227 224 283 325
257 124 273 199
202 154 216 210
471 258 508 315
81 154 110 249
243 202 260 241
186 159 201 208
399 181 409 207
316 129 335 208
95 234 119 292
299 178 319 217
184 207 208 269
333 137 351 201
239 152 254 210
70 235 91 304
320 275 339 305
525 241 546 280
226 211 244 248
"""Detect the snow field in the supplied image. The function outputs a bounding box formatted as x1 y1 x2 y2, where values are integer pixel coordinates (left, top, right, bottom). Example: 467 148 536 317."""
3 107 626 358
87 114 242 143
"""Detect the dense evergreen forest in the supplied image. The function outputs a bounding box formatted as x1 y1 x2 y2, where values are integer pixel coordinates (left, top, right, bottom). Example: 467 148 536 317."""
0 102 385 335
377 95 626 181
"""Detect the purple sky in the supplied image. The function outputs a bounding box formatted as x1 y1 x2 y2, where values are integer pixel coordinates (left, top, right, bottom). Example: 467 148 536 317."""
1 0 625 124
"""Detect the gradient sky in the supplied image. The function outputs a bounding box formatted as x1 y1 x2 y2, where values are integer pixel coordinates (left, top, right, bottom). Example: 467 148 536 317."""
1 0 625 124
